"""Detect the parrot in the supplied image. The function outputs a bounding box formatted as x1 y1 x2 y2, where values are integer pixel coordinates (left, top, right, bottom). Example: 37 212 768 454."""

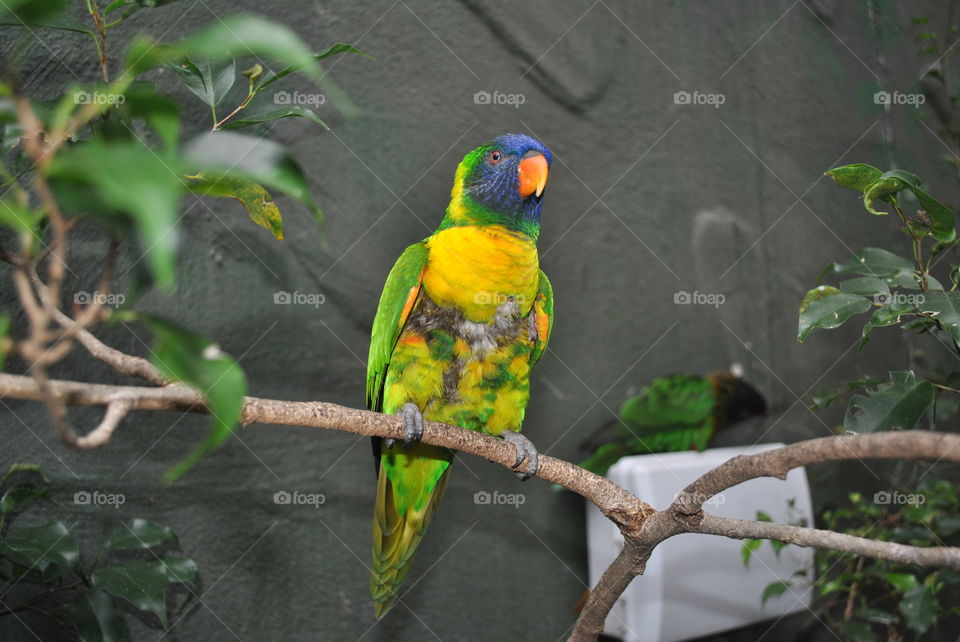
577 369 766 476
365 133 554 617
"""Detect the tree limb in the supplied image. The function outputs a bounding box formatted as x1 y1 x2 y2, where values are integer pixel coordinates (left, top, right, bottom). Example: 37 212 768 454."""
569 431 960 641
3 370 960 641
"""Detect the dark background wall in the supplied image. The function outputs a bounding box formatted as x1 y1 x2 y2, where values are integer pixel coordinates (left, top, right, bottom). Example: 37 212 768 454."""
2 1 955 640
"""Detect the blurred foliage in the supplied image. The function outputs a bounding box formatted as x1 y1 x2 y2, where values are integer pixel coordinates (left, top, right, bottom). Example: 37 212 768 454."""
0 0 367 480
776 131 960 635
0 463 199 639
745 484 960 640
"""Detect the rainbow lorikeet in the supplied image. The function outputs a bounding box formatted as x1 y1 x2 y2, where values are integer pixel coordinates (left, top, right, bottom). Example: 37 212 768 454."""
577 371 766 476
365 134 554 617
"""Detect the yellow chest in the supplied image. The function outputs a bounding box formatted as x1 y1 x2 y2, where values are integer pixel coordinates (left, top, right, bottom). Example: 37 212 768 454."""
422 225 539 322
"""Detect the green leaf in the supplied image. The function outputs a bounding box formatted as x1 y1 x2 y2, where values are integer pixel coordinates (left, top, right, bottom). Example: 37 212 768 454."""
0 198 43 236
0 9 91 35
120 82 180 150
127 14 320 81
818 577 847 597
186 173 283 239
798 287 872 342
837 620 877 642
839 276 890 297
160 556 198 588
183 131 321 222
0 462 50 486
863 176 904 215
916 290 960 349
255 43 370 91
859 301 916 348
48 139 183 290
169 57 235 107
92 561 171 628
861 607 899 624
825 163 883 192
761 580 791 605
71 589 125 642
741 538 762 567
935 514 960 536
0 520 80 573
899 584 938 634
881 572 919 592
769 539 787 558
879 170 956 242
837 167 957 242
810 377 885 410
107 518 178 551
833 248 915 279
0 0 68 24
140 316 247 482
220 105 329 131
1 482 53 518
844 371 935 433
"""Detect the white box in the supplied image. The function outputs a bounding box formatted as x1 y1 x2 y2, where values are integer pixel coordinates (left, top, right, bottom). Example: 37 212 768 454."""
585 444 815 642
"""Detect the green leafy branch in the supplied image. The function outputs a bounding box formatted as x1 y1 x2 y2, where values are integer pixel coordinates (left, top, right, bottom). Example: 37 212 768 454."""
1 0 366 480
0 463 200 639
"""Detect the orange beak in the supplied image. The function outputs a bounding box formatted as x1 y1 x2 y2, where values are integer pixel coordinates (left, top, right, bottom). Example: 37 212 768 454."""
517 153 549 198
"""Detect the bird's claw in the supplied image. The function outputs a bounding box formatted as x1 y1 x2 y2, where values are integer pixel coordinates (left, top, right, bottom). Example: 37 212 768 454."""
387 403 425 449
502 431 538 481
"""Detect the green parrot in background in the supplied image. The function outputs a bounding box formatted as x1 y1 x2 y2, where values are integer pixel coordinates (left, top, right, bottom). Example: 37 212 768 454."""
577 370 767 476
365 134 554 617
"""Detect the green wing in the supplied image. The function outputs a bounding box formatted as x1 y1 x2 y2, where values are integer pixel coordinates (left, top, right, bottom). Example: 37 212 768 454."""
579 374 715 453
529 269 554 366
617 374 715 436
366 242 429 412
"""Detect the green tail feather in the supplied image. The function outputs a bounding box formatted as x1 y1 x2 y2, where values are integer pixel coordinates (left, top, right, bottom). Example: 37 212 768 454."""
371 443 452 618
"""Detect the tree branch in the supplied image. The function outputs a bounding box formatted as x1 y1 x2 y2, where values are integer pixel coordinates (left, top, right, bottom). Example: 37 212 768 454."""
691 514 960 569
0 372 649 525
3 370 960 641
569 431 960 641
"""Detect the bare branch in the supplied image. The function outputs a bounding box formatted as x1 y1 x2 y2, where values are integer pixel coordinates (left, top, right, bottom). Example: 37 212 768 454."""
2 369 960 642
670 433 959 518
73 394 135 449
570 430 960 641
0 372 648 523
691 514 960 569
47 304 168 386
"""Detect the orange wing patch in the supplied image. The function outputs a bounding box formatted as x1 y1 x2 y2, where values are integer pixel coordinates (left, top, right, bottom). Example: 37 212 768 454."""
398 269 426 330
534 293 550 345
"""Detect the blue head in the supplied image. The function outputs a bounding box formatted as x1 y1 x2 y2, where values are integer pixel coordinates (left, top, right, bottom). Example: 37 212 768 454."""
445 133 552 237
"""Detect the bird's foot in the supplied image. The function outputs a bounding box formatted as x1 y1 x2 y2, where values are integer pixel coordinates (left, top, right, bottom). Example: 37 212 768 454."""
385 402 425 449
502 431 538 481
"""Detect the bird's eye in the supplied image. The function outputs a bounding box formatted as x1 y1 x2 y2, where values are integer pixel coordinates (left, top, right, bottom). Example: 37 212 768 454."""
489 150 502 164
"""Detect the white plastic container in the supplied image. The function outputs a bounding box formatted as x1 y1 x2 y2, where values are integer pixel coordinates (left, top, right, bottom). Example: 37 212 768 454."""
585 444 815 642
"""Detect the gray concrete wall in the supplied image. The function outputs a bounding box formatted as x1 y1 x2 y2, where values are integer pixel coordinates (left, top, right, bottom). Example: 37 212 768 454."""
2 1 954 640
